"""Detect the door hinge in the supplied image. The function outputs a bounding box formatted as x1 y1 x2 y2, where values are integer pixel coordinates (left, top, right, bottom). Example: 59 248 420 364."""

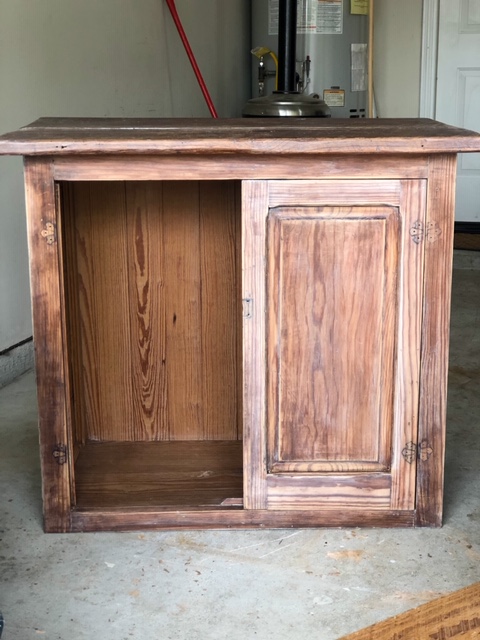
402 440 433 464
40 221 56 245
52 443 68 465
410 221 442 245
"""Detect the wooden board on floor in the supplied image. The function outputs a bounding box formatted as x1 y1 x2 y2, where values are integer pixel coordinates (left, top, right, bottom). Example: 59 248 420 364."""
74 440 243 509
339 582 480 639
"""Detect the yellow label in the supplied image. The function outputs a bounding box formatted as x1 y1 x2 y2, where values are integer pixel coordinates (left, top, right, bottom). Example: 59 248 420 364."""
351 0 368 15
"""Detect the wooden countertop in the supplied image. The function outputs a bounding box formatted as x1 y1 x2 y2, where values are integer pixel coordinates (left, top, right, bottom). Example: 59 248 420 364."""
0 117 480 156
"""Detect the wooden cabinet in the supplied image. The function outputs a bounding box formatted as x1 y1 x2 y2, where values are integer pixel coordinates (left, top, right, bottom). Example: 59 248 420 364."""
1 118 479 532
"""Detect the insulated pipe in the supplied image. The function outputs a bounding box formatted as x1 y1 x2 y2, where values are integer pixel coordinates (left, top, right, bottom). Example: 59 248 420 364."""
277 0 297 93
165 0 218 118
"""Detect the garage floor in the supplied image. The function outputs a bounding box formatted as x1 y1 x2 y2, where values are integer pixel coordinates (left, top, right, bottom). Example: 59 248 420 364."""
0 252 479 640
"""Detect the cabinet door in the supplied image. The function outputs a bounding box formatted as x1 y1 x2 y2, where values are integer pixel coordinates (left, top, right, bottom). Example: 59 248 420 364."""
242 180 426 514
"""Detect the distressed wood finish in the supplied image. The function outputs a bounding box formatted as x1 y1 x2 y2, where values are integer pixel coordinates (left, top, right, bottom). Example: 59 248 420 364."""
245 179 425 514
70 508 415 533
416 155 457 526
52 155 431 182
24 158 72 532
1 118 478 532
74 441 243 509
62 181 241 443
2 117 480 155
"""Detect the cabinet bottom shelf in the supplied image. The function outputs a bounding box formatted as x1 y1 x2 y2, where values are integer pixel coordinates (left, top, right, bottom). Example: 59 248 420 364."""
74 440 243 510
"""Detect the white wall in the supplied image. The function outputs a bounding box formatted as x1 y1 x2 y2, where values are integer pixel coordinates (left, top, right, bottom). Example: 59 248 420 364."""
0 0 251 352
373 0 423 117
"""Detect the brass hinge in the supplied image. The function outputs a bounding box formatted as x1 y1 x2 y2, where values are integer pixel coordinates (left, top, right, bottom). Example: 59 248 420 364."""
40 221 56 245
52 443 67 465
402 440 433 464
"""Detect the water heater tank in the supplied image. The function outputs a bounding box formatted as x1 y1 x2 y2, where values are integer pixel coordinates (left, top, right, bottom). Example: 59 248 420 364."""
251 0 369 119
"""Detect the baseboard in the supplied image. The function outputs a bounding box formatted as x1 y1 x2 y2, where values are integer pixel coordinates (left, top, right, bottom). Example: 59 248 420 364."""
0 338 34 389
455 221 480 234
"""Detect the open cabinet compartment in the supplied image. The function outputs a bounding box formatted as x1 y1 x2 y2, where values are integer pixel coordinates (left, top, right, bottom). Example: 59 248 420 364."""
60 180 244 512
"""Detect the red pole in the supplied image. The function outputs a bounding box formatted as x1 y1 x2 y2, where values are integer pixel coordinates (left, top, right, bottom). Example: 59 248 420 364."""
165 0 219 118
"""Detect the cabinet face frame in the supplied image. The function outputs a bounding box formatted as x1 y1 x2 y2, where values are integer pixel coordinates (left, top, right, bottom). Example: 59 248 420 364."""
23 153 456 531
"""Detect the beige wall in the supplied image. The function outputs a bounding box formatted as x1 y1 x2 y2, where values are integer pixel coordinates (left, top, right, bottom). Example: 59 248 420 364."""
373 0 423 118
0 0 250 351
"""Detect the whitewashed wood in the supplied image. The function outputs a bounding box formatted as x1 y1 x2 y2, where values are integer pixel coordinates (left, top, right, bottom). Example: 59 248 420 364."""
52 156 431 182
242 180 269 510
390 179 427 511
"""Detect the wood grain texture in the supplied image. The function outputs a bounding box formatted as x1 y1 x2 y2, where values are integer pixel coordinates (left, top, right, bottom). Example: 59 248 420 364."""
62 181 240 443
390 179 427 511
24 158 72 532
247 178 426 514
242 180 269 509
267 207 396 473
52 155 431 182
74 441 243 509
416 155 457 526
2 117 480 156
266 474 391 510
339 582 480 640
125 183 168 440
70 508 415 532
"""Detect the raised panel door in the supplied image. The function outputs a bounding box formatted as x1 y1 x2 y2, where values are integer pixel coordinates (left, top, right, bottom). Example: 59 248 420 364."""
243 179 426 514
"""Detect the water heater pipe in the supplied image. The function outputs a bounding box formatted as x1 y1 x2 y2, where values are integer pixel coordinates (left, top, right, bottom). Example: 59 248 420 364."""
277 0 297 93
165 0 218 118
368 0 374 117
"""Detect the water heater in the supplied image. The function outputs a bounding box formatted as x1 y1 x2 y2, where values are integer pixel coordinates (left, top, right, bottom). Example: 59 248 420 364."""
251 0 369 118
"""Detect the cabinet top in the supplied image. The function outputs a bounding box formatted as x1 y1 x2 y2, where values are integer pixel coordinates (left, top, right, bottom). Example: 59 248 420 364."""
0 117 480 156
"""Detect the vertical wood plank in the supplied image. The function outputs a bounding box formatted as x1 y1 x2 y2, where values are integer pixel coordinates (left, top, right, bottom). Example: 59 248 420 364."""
60 183 86 450
390 180 427 511
242 180 269 509
125 182 168 440
199 182 239 440
235 182 243 440
24 158 72 532
416 155 457 526
73 183 133 441
162 182 204 440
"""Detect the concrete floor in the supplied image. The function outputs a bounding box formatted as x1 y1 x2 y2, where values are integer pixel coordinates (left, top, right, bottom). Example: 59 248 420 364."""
0 253 479 640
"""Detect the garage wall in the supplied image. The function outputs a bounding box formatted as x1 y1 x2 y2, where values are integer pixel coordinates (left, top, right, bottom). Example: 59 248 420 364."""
0 0 251 359
373 0 424 117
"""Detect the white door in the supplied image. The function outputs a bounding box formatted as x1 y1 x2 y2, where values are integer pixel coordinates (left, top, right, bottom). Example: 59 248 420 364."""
436 0 480 222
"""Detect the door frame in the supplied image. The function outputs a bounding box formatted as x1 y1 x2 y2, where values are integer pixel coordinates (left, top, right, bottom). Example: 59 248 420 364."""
420 0 440 118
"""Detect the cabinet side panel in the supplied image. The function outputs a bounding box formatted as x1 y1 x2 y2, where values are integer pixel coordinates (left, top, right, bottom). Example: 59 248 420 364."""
416 156 457 526
24 158 72 532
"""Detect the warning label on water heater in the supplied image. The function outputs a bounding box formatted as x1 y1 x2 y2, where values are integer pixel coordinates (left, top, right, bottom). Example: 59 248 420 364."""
269 0 343 36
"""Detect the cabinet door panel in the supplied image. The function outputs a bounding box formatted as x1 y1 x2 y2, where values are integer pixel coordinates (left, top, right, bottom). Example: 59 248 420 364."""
243 179 426 513
268 208 397 474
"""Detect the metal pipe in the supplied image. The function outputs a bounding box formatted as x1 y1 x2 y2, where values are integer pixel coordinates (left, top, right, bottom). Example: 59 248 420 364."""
277 0 297 93
368 0 375 117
